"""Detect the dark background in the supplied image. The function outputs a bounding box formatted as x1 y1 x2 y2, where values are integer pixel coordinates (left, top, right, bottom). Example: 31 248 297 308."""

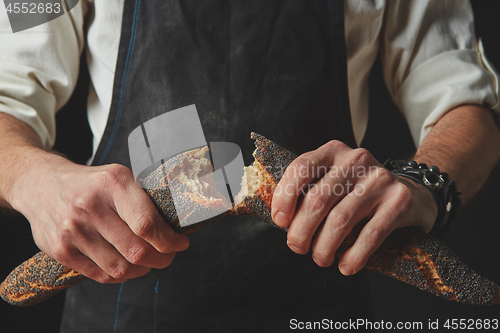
1 1 499 331
364 0 500 327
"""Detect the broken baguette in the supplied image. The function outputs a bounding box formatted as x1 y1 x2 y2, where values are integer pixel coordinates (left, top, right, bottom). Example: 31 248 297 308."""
143 146 231 235
1 133 499 306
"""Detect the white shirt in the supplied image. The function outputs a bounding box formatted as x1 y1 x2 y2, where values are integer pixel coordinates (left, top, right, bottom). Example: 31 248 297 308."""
0 0 498 161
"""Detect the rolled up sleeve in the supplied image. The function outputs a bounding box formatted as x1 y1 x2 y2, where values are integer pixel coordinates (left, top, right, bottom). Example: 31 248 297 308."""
381 0 499 147
0 2 87 149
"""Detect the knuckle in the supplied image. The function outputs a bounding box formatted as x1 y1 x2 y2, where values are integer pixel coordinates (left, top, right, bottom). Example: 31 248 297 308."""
364 167 394 190
95 274 118 284
324 139 346 152
103 264 151 282
60 216 80 234
329 206 352 232
350 148 374 167
108 264 130 280
132 213 156 238
49 239 71 263
59 215 91 240
107 163 130 176
95 167 113 185
68 192 95 213
97 164 132 188
288 156 312 179
364 225 386 248
304 192 328 217
393 183 413 208
374 167 393 183
126 246 148 265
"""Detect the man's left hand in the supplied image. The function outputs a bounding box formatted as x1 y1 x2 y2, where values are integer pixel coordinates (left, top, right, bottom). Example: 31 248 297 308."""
271 140 437 275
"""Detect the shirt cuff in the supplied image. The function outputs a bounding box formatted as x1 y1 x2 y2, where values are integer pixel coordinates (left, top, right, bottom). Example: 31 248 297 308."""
394 41 500 147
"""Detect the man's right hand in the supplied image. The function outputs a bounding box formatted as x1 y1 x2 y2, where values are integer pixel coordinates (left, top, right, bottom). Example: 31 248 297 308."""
11 156 189 283
0 113 188 284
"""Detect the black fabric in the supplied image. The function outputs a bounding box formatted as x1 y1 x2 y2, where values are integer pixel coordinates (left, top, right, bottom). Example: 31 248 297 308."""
61 1 372 332
93 0 356 168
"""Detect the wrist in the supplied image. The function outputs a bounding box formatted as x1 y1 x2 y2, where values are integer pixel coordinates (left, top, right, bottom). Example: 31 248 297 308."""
396 175 438 233
384 159 462 237
1 146 73 210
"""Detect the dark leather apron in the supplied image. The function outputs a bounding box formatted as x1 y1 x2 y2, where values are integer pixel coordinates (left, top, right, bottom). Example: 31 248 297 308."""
61 1 372 332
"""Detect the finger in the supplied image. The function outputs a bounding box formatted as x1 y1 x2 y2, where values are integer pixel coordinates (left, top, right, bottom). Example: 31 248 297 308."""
310 184 378 267
48 239 133 284
68 220 155 281
113 177 190 253
65 252 125 283
70 252 138 284
337 204 401 276
61 188 179 271
97 212 179 269
55 208 160 281
286 166 356 254
81 242 154 283
271 140 350 228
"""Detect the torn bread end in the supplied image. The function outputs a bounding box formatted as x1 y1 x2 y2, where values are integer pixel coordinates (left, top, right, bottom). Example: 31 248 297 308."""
169 147 228 206
233 159 275 209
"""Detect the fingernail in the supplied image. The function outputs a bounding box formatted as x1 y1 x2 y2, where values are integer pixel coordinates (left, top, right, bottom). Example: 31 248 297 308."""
274 211 288 226
340 264 354 276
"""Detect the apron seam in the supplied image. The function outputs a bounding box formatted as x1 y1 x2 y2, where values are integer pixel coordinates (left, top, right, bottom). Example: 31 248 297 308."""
328 0 357 148
113 282 125 333
98 0 142 166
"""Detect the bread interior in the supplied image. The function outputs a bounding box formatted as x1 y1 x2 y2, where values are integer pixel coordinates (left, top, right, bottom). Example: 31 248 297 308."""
233 160 269 208
169 147 229 206
169 147 272 211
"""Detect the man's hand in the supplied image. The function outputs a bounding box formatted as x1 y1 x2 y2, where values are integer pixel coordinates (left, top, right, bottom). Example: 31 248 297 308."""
271 141 437 276
0 113 188 284
6 154 189 283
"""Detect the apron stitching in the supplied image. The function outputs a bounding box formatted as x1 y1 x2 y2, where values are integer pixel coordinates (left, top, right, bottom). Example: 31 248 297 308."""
114 282 125 333
327 0 356 148
98 0 142 165
153 280 160 333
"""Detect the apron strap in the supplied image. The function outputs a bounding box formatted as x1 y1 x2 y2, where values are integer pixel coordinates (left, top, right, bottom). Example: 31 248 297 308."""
328 0 357 148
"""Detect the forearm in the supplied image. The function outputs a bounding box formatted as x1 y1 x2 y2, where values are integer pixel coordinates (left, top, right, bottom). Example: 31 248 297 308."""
413 104 500 204
0 112 64 208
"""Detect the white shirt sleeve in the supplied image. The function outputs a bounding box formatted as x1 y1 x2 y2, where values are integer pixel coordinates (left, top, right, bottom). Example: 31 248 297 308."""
0 2 88 149
381 0 500 147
